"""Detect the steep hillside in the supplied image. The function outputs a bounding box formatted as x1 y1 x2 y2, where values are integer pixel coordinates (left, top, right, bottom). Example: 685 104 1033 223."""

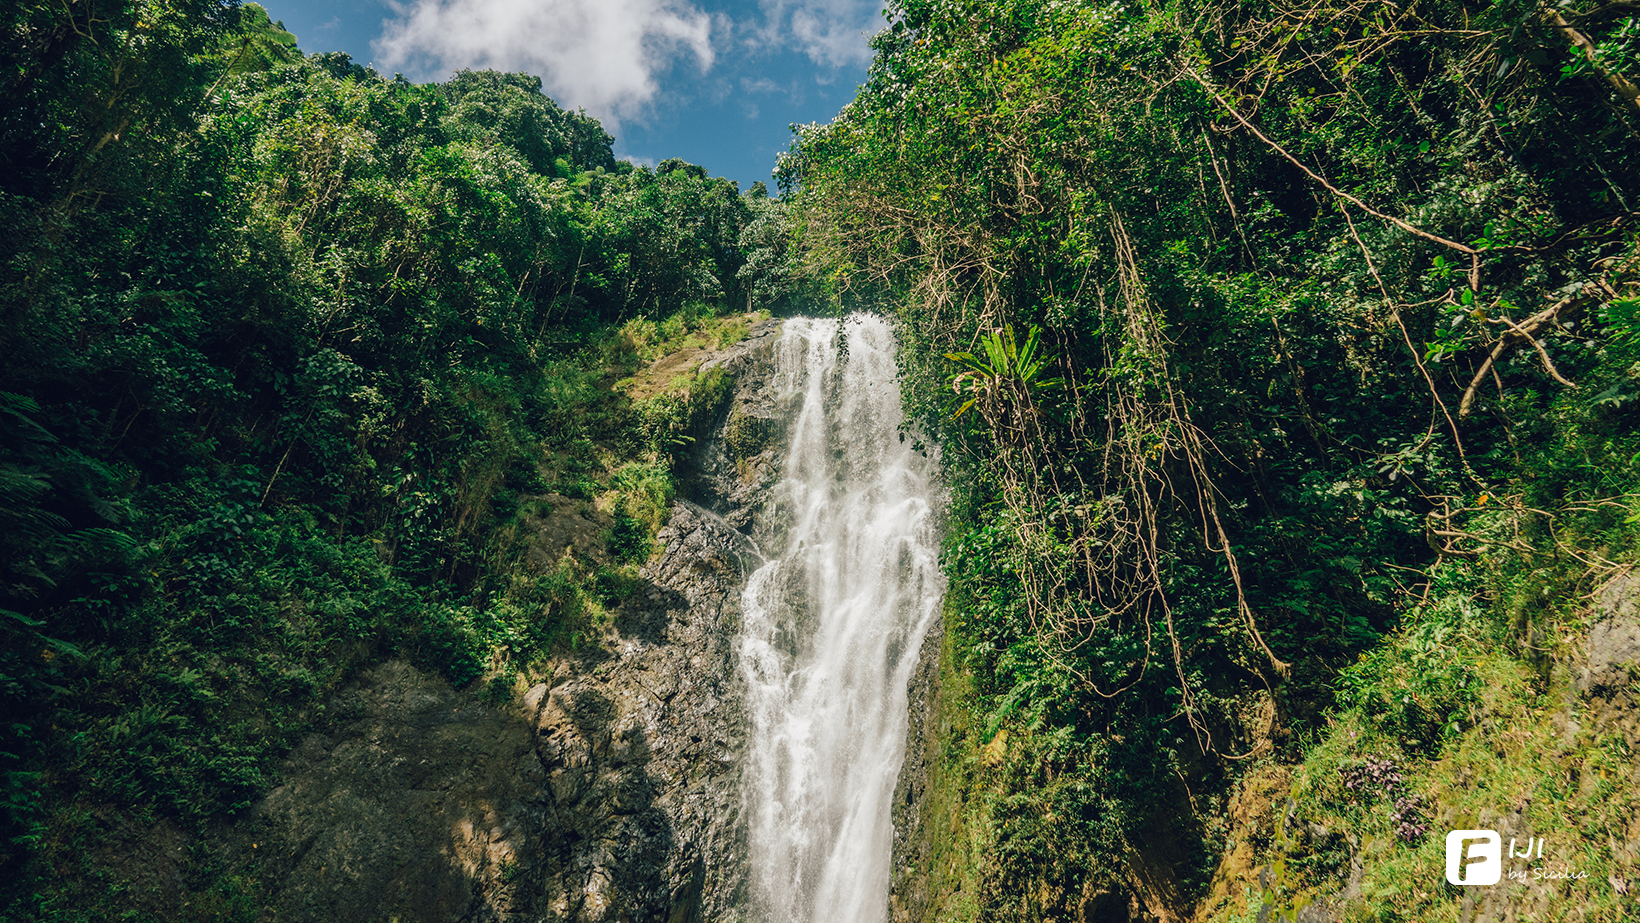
784 1 1640 919
0 4 807 918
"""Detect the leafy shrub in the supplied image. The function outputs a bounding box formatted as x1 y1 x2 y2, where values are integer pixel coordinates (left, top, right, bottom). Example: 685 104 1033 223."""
608 512 652 563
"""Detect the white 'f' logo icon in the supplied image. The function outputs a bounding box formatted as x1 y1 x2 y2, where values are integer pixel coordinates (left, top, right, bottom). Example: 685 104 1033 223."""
1446 830 1502 885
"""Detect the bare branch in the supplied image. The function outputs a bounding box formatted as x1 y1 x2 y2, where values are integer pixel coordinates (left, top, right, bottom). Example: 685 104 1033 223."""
1191 68 1483 288
1548 8 1640 116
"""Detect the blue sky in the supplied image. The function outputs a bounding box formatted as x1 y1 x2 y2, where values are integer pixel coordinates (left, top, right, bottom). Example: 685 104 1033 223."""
259 0 885 190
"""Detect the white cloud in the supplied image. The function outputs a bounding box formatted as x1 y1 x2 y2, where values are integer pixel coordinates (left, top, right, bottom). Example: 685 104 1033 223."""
374 0 716 124
753 0 882 68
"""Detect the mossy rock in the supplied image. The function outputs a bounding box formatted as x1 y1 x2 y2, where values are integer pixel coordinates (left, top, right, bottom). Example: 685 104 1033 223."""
723 408 779 463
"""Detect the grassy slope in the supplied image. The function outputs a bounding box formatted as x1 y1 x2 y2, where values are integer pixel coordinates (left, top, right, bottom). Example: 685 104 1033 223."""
905 511 1640 922
1208 529 1640 922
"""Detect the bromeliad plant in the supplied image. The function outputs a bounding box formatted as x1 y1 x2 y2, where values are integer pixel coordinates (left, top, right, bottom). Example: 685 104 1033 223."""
945 324 1061 434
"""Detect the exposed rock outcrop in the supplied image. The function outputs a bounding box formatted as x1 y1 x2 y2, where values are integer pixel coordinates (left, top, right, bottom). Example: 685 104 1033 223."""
519 499 762 923
1582 570 1640 694
888 615 946 923
686 317 786 532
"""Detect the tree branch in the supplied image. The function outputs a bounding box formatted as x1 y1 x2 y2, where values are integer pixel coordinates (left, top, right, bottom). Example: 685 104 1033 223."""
1191 69 1483 288
1548 8 1640 116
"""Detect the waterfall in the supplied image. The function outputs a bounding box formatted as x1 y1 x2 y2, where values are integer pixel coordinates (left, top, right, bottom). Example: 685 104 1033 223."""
739 315 945 923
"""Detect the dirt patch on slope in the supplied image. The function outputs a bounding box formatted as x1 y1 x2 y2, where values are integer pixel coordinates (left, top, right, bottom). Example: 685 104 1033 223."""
626 347 711 402
622 312 771 403
520 493 614 572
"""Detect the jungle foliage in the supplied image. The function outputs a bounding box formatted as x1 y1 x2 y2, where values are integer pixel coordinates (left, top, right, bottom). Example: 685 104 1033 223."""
784 0 1640 917
0 2 805 916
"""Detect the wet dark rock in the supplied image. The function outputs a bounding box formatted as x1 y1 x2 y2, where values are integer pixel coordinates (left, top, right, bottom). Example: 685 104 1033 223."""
888 615 944 923
687 318 788 532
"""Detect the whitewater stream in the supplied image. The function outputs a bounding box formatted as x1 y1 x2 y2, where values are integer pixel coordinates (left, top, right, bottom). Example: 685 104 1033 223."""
739 315 946 923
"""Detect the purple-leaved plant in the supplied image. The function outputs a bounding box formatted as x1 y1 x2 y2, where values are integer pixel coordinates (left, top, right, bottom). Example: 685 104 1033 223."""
1340 756 1429 843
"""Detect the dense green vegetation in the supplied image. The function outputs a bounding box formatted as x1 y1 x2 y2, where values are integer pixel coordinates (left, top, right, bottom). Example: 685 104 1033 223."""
9 0 1640 920
0 3 804 916
784 0 1640 918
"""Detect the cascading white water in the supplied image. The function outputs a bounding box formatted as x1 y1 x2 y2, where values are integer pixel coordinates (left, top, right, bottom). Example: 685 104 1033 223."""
740 315 945 923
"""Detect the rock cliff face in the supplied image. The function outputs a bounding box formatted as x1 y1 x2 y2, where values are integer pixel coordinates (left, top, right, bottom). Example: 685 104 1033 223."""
888 615 947 923
685 318 787 534
238 319 789 922
519 498 763 923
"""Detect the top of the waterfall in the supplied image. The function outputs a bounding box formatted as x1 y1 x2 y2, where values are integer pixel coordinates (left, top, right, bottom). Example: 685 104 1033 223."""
623 315 782 402
695 316 785 376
